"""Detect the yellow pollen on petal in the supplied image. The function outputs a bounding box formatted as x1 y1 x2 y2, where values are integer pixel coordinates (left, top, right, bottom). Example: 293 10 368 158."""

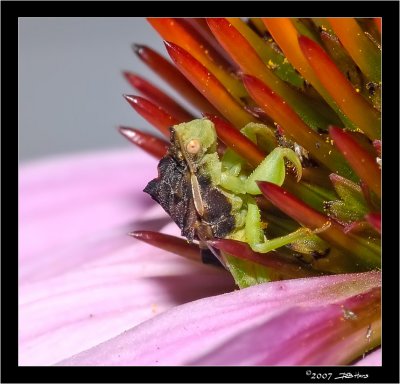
267 59 278 69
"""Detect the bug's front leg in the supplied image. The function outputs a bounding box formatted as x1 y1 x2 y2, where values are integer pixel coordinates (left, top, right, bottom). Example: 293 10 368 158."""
245 147 303 194
219 147 303 195
245 199 331 254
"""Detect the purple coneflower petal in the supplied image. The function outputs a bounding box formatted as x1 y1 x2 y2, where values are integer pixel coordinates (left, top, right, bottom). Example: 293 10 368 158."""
58 271 380 366
19 150 156 282
353 348 381 366
19 150 234 365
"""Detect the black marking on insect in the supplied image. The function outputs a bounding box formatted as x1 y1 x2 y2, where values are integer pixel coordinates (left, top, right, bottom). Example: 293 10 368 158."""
144 127 235 246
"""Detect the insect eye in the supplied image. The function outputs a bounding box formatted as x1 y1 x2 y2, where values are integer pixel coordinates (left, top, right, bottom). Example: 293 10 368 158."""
186 139 201 154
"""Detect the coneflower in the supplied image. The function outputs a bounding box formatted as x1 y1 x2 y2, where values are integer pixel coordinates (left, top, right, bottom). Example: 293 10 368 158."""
19 17 385 368
115 18 382 365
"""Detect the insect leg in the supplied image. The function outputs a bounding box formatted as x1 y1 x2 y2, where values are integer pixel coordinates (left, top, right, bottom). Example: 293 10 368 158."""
190 173 205 216
196 223 228 269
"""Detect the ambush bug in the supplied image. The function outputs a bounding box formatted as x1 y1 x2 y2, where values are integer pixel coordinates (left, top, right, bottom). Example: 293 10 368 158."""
144 118 327 266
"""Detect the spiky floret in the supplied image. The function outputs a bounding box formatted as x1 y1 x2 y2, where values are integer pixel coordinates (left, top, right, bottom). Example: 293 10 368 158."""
121 18 381 285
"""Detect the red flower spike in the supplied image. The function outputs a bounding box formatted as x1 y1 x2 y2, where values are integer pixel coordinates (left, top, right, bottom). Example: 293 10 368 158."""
242 74 353 178
226 18 273 63
329 126 381 199
257 181 334 229
344 131 377 158
263 18 321 88
148 18 247 101
124 95 179 138
165 41 259 128
148 18 234 71
257 181 380 269
327 18 381 83
299 36 381 141
263 18 355 130
130 230 210 266
207 18 338 131
283 178 333 214
118 127 168 159
365 213 381 234
206 18 276 84
182 18 237 68
209 239 318 279
204 114 265 167
133 44 219 115
123 72 194 122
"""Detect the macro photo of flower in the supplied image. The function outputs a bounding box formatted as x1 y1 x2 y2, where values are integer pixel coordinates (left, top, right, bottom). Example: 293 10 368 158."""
12 10 398 378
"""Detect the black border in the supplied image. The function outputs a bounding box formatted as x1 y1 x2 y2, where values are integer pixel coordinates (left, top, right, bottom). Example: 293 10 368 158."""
2 1 399 383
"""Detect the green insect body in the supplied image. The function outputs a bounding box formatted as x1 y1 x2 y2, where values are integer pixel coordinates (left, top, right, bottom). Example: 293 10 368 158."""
145 118 323 260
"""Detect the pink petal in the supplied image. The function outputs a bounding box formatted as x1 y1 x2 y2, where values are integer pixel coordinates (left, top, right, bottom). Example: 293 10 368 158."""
58 271 381 366
191 287 380 366
19 150 234 365
19 150 156 282
353 348 381 366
